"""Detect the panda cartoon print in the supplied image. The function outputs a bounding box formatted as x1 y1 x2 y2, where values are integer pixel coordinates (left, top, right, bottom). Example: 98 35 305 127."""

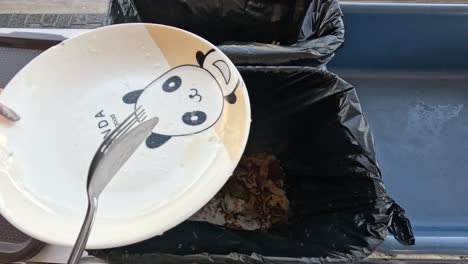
122 49 239 149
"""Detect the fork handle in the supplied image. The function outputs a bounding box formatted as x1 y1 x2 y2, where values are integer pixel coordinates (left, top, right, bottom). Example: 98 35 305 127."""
68 197 99 264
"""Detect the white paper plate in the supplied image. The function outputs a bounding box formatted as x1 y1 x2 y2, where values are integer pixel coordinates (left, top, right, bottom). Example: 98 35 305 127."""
0 23 250 249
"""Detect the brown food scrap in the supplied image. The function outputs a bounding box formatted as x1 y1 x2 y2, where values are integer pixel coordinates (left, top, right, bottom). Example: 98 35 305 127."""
191 153 289 231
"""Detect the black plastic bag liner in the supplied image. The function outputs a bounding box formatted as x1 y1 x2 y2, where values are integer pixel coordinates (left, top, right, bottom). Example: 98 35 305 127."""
112 0 344 67
91 66 414 263
108 0 141 25
95 0 415 263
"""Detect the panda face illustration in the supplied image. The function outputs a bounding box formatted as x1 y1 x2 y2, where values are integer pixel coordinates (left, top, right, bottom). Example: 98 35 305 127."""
123 50 239 149
133 66 224 136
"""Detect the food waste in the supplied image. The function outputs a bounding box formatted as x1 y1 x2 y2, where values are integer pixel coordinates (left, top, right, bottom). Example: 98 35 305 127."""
190 153 289 231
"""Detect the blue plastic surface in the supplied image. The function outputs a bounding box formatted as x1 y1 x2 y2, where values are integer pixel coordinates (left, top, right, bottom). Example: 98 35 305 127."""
330 2 468 255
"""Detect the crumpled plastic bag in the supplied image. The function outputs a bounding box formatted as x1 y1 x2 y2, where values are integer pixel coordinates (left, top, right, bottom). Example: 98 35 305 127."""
96 0 415 263
114 0 344 67
108 0 141 25
90 67 414 263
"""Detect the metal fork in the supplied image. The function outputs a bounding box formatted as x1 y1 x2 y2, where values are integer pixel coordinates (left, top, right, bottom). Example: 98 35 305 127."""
67 106 158 264
0 88 20 121
0 102 20 121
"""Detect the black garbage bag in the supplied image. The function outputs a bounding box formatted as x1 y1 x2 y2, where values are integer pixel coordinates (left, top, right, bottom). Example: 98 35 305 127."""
97 0 415 263
131 0 310 45
108 0 141 25
111 0 344 67
90 67 414 264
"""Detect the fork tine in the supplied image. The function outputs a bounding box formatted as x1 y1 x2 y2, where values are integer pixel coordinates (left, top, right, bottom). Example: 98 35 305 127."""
103 107 149 155
106 106 143 140
139 113 147 122
108 108 146 142
113 113 144 140
109 104 140 127
100 106 145 151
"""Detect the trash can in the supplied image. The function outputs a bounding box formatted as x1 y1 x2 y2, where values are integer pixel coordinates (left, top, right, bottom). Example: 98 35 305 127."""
94 0 415 263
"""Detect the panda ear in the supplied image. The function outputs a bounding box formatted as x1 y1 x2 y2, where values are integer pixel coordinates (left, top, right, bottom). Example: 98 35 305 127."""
196 49 215 67
224 93 237 104
123 89 143 104
213 60 231 84
201 50 238 97
224 79 241 104
146 133 171 149
196 51 207 67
